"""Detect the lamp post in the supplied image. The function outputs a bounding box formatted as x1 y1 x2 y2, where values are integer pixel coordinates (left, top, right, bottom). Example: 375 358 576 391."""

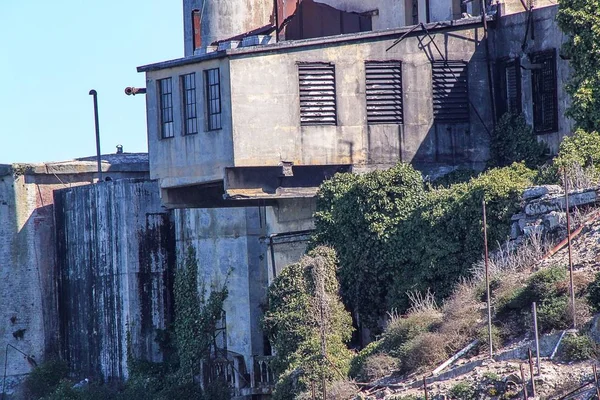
89 90 102 182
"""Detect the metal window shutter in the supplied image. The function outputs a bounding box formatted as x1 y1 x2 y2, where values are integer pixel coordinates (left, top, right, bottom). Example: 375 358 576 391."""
506 61 519 114
532 50 558 134
365 62 403 125
298 63 337 126
431 61 470 123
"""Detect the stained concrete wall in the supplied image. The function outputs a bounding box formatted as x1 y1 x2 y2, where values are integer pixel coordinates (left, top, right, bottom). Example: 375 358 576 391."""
55 179 173 381
227 23 491 173
173 206 269 372
492 5 573 153
144 58 234 190
0 156 149 396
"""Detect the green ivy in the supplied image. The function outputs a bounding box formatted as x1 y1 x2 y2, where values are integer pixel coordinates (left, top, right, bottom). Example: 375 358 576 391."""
557 0 600 131
263 247 353 400
312 163 535 331
488 113 549 169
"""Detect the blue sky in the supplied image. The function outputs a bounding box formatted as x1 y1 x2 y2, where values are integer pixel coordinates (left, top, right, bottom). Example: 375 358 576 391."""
0 1 183 163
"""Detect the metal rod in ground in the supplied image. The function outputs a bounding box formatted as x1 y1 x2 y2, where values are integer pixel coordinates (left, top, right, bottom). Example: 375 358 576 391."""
89 89 102 182
532 302 541 376
594 364 600 400
423 376 429 400
483 199 493 359
528 348 536 398
520 364 528 400
564 168 577 329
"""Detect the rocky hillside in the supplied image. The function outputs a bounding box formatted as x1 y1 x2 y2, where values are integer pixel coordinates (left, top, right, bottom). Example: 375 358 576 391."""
351 185 600 400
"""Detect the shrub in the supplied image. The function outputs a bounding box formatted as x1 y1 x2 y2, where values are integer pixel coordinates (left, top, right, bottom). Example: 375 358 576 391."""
263 247 354 400
430 168 477 188
348 341 383 380
358 353 398 382
400 332 448 372
488 113 549 169
554 129 600 187
559 334 598 361
24 359 70 399
448 382 476 400
381 309 443 357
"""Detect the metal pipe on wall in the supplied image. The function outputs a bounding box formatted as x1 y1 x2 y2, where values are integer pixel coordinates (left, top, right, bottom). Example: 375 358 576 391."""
89 90 102 182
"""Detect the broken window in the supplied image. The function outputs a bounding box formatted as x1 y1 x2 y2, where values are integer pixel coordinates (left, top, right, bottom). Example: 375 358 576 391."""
531 49 558 134
205 68 222 131
158 78 174 138
365 61 403 125
298 63 337 126
431 60 470 123
181 73 198 135
497 58 522 118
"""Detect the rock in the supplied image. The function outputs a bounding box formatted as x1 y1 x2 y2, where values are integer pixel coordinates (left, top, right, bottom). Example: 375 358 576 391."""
523 185 562 201
511 221 521 239
543 211 566 231
524 223 544 237
525 190 597 216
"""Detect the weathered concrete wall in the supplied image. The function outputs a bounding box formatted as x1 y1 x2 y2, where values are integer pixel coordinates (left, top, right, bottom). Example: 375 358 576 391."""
0 156 149 395
145 58 234 190
501 0 556 16
492 5 573 153
228 24 491 173
55 179 174 381
173 206 269 372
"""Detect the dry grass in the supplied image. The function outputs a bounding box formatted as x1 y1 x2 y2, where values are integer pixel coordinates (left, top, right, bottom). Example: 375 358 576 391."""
401 332 449 372
326 380 359 400
359 354 398 382
562 163 599 191
438 280 482 348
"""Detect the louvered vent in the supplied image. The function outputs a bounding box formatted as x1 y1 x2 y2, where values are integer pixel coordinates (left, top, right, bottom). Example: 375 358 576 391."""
365 61 403 125
431 61 470 123
532 50 558 134
298 63 337 126
505 60 520 114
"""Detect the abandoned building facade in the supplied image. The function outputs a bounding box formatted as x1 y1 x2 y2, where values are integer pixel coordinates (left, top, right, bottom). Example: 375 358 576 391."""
0 0 575 398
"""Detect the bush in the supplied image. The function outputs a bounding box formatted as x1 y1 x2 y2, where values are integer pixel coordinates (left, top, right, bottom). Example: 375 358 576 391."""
559 334 598 361
488 113 549 169
348 341 382 379
358 353 398 382
381 309 442 356
448 382 476 400
554 129 600 188
24 359 70 399
263 247 354 400
400 332 448 372
313 163 536 330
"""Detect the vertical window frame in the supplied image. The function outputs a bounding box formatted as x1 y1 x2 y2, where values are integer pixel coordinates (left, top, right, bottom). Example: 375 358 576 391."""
158 77 174 139
365 61 404 125
204 68 222 131
181 73 198 135
531 49 558 135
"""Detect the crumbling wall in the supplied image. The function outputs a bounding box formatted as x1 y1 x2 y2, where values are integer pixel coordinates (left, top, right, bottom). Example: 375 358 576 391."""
55 179 174 380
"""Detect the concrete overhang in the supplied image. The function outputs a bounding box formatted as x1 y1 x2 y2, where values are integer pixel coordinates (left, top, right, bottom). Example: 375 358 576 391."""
223 164 351 201
137 16 491 73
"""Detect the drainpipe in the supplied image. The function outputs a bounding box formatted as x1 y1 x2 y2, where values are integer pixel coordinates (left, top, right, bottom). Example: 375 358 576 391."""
269 235 277 280
88 90 102 182
481 0 497 127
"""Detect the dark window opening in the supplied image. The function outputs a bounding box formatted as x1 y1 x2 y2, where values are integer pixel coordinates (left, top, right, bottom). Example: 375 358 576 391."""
499 58 522 117
205 68 222 131
412 0 419 24
158 78 174 138
531 49 558 134
365 61 403 125
181 73 198 135
298 63 337 126
431 60 470 123
192 9 202 50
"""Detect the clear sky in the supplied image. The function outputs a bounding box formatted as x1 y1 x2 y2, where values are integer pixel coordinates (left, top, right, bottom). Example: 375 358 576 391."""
0 1 183 164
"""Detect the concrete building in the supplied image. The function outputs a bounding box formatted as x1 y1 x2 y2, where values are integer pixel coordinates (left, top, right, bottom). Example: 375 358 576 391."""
0 154 148 396
133 0 574 396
